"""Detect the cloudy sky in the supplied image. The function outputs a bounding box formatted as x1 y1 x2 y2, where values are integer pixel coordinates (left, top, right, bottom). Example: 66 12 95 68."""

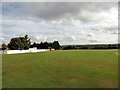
1 2 119 45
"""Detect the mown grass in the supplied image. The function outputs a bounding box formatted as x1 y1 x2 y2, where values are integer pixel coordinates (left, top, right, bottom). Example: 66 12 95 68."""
2 50 118 88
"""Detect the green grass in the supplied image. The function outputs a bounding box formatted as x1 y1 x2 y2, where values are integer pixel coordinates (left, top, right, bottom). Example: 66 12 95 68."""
2 50 118 88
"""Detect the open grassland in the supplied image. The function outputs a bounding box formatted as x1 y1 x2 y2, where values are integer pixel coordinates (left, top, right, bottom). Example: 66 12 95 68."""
2 50 118 88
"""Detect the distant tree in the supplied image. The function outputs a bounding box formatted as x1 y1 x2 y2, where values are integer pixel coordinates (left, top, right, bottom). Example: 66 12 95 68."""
63 45 76 50
30 41 61 50
2 43 7 50
108 44 111 49
23 35 31 49
40 42 43 49
32 42 37 47
75 46 87 49
44 41 48 49
48 43 53 51
8 35 31 50
8 38 20 50
53 41 60 50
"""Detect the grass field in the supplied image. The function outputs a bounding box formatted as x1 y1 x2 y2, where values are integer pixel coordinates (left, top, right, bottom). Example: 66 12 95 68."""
2 50 118 88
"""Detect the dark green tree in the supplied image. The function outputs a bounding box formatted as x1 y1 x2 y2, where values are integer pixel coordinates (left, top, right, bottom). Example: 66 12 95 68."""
2 43 7 50
8 35 31 50
23 35 31 49
53 41 60 50
8 38 21 50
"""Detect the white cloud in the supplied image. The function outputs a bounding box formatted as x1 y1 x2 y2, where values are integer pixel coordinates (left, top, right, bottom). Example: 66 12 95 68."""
71 36 76 40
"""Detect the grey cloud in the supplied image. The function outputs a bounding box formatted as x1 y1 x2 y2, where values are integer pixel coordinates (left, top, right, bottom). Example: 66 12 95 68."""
3 2 117 21
111 32 118 34
25 2 117 20
21 2 81 20
89 39 98 43
63 36 76 41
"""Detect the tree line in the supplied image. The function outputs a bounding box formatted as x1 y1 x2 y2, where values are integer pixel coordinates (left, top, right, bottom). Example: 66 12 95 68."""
1 35 60 50
30 41 60 50
1 35 119 50
61 44 120 50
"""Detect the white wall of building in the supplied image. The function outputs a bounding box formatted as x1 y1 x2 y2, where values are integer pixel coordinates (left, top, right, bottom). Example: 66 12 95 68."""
6 48 50 54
